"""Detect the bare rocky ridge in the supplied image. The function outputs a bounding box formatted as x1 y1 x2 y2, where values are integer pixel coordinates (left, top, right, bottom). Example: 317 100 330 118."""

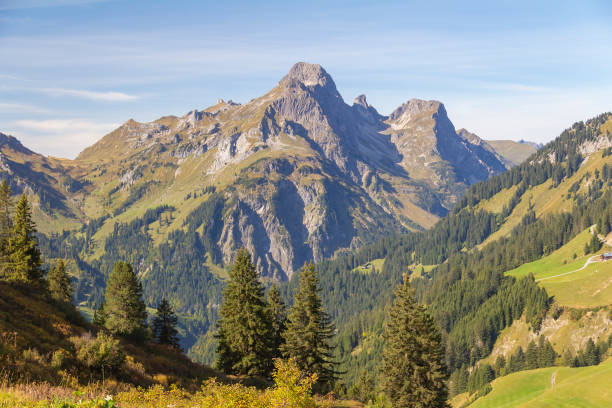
1 62 517 279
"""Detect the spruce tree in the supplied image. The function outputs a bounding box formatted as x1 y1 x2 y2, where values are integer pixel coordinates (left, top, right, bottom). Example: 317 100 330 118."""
215 249 274 377
381 275 449 408
152 298 180 349
526 340 538 369
47 259 72 303
6 194 42 284
0 180 13 265
281 261 338 393
93 301 107 326
267 284 287 357
103 261 147 339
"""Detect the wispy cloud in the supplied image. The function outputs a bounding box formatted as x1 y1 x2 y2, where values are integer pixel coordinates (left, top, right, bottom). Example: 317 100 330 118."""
0 102 54 114
39 87 139 102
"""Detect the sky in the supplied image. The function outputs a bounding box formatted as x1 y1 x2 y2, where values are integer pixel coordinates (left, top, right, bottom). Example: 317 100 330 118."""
1 0 611 159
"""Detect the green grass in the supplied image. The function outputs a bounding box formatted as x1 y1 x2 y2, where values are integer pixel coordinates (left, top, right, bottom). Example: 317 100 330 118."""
352 258 385 274
459 358 612 408
505 228 612 308
506 229 593 280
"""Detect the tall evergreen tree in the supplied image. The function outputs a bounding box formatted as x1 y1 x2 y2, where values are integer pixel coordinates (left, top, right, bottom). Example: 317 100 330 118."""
152 298 180 349
5 194 42 284
381 275 449 408
215 249 274 377
93 301 107 326
103 261 147 339
47 259 72 303
267 284 287 357
0 180 13 264
281 261 338 393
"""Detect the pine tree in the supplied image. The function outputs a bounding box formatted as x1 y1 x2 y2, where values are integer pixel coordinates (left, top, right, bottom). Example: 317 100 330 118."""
267 284 287 357
47 259 72 303
526 340 538 369
5 194 42 284
215 249 274 377
93 301 107 326
281 261 338 393
152 298 180 349
103 261 147 339
380 275 449 408
0 180 13 265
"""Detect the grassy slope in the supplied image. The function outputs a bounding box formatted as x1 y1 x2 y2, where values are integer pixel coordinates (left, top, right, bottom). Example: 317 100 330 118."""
486 140 538 167
0 282 221 389
504 228 612 308
454 358 612 408
478 149 612 248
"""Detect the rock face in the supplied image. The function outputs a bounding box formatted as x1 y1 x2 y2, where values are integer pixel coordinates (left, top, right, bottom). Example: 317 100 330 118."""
3 62 511 280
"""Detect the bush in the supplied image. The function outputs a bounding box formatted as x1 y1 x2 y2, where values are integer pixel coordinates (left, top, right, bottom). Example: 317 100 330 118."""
73 332 125 375
51 349 70 369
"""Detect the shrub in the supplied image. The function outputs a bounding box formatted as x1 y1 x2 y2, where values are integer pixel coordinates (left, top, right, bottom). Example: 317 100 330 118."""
73 332 125 375
51 349 70 369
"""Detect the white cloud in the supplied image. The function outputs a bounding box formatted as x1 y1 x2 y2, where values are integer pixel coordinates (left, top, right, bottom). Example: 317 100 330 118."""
39 87 139 102
0 102 54 114
9 119 118 158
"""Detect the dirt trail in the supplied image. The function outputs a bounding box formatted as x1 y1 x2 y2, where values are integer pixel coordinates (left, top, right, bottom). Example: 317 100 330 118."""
536 256 600 282
551 371 556 388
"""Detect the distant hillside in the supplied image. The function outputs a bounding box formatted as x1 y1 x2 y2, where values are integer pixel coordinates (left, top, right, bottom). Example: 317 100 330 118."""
487 139 540 167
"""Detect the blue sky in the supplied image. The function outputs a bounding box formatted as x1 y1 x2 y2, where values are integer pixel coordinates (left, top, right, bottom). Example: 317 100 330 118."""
1 0 611 158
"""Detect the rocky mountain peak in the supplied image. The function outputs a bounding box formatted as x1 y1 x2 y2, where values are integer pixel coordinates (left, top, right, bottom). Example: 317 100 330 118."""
387 99 446 131
280 62 336 90
0 132 33 155
353 94 369 109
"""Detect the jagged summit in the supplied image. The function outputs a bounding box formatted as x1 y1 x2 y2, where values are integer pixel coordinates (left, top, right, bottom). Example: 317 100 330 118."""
280 62 335 89
388 98 445 129
353 94 369 108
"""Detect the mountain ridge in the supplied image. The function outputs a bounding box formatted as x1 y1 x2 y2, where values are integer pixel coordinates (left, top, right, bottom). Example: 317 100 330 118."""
1 62 515 280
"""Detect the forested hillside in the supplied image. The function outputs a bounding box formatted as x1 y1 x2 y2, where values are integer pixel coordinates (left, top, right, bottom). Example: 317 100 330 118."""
284 113 612 395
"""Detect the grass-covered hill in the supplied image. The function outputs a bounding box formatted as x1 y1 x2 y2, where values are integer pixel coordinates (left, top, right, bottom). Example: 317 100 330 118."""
451 357 612 408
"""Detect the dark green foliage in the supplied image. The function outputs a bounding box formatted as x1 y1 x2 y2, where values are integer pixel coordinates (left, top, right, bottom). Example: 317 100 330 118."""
282 262 338 393
152 298 180 349
267 285 287 358
467 364 494 395
349 369 376 403
0 180 12 267
381 277 448 408
584 233 602 254
526 340 538 369
5 194 43 284
92 301 107 326
47 259 72 303
103 261 147 339
215 249 274 377
494 355 506 377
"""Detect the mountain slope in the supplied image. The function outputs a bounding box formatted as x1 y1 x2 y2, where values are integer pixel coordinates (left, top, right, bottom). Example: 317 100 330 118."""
0 133 84 233
299 112 612 387
3 62 507 281
487 139 540 167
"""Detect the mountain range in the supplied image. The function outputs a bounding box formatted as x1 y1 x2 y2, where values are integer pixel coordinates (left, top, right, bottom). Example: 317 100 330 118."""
1 62 535 280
